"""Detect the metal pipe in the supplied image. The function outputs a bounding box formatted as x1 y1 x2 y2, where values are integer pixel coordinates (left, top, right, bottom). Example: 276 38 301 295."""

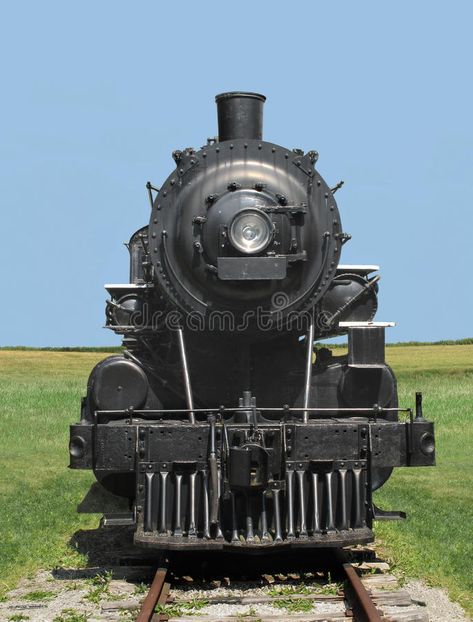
273 488 282 541
311 472 320 533
231 492 239 542
176 328 195 423
286 470 295 538
339 469 348 530
325 471 335 531
245 493 254 542
353 468 363 528
188 471 197 538
208 416 219 524
202 470 211 539
261 491 271 541
215 91 266 141
158 471 168 535
144 472 154 532
215 466 224 539
98 405 409 415
173 473 183 536
302 316 315 423
297 470 308 538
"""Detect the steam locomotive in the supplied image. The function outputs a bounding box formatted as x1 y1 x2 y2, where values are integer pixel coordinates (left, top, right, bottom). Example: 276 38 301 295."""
69 92 435 551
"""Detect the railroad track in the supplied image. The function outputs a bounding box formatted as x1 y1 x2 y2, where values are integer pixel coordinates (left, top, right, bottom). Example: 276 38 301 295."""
127 547 428 622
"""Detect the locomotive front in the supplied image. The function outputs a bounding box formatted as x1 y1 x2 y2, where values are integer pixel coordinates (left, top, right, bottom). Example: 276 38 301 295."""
69 93 435 551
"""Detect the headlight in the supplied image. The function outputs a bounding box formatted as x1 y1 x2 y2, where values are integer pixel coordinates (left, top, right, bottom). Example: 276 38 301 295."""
229 209 273 254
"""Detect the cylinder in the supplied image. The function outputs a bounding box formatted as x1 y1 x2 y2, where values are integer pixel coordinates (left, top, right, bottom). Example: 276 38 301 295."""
215 91 266 141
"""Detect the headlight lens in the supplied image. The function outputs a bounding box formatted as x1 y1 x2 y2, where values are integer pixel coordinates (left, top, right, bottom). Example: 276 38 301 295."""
229 209 273 254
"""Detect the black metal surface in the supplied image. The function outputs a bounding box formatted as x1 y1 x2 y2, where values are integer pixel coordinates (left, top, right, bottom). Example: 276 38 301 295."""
216 91 266 141
148 138 342 331
69 91 436 554
217 256 287 280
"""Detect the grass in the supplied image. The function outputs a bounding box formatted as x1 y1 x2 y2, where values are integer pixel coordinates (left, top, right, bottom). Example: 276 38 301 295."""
154 599 208 617
82 571 113 603
53 610 88 622
21 590 55 601
0 346 472 615
0 351 105 593
374 354 473 616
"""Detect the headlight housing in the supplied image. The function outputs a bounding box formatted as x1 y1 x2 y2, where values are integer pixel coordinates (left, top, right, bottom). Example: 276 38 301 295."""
229 209 273 254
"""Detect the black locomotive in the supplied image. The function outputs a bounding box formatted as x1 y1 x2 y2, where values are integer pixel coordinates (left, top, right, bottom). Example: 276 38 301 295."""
69 93 435 551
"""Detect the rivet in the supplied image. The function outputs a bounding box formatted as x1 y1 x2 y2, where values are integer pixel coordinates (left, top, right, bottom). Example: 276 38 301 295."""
163 191 167 197
244 143 248 148
324 192 328 198
230 143 234 149
272 147 276 153
153 218 157 223
153 248 158 253
317 180 321 186
190 159 195 164
152 233 156 238
157 205 161 210
216 147 220 153
202 152 207 158
285 153 289 159
295 161 301 166
179 168 184 174
258 144 262 149
170 179 175 185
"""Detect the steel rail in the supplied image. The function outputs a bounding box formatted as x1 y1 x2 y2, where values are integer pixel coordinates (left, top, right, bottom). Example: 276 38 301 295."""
97 406 409 415
342 560 383 622
136 566 168 622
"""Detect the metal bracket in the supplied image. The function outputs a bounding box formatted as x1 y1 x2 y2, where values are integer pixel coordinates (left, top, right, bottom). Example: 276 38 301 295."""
261 204 307 215
372 504 406 521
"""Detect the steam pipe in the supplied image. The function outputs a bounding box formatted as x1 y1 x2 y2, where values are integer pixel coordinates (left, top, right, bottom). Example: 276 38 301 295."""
303 315 315 423
176 328 195 423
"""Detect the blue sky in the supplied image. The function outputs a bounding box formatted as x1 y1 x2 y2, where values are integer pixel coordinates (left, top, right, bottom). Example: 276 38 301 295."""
1 1 471 346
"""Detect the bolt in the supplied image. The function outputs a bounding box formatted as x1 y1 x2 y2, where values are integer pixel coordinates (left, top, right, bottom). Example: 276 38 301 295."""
172 150 183 164
308 150 319 164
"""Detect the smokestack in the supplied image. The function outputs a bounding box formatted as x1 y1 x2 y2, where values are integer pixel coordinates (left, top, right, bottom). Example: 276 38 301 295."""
215 91 266 142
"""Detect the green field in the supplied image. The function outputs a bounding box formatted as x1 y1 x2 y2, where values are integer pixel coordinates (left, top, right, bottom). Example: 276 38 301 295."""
0 346 472 614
